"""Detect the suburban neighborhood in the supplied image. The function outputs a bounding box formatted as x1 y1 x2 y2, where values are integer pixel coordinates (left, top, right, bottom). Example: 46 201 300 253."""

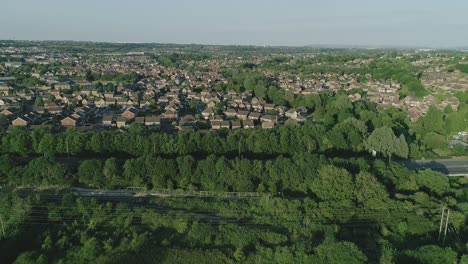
0 43 464 134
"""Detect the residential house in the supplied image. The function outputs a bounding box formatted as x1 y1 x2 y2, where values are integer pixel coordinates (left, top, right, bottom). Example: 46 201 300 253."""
104 92 114 99
105 99 116 107
115 97 128 106
261 115 278 123
285 108 298 119
285 119 299 126
116 116 127 128
102 115 113 126
220 121 231 129
12 116 32 126
187 92 201 100
237 110 249 120
275 106 286 116
224 108 237 118
261 121 275 129
252 102 263 112
423 94 436 105
407 107 421 122
248 112 261 121
179 115 197 130
122 107 138 120
162 109 178 120
158 96 169 103
95 98 107 108
0 83 13 95
126 98 136 107
166 92 178 99
202 108 215 119
210 121 221 130
403 96 420 107
135 117 145 124
445 97 460 110
231 121 242 129
55 83 71 91
242 120 254 128
264 104 276 112
44 102 64 114
211 115 224 122
61 116 78 127
0 107 17 116
145 115 161 126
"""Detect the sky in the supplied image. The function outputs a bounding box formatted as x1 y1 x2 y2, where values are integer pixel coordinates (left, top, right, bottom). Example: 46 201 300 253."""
1 0 468 47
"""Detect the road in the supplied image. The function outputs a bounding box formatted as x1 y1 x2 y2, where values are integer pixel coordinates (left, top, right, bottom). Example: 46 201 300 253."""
401 159 468 176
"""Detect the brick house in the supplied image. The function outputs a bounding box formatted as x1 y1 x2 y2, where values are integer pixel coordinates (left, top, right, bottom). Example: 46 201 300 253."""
122 107 138 120
61 116 78 127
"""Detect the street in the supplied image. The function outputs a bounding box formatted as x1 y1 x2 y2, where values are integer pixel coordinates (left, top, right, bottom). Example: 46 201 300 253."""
401 159 468 176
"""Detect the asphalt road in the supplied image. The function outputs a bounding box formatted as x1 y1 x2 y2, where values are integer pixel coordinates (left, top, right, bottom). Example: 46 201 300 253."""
401 159 468 176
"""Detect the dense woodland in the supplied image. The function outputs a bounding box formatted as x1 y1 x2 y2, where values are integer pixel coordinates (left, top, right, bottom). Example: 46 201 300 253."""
0 90 467 263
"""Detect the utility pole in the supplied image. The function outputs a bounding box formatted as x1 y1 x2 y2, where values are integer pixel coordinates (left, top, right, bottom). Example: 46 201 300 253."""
0 214 5 238
443 209 450 244
438 206 445 241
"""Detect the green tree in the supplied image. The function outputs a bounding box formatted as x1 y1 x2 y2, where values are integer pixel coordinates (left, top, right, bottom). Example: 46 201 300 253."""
314 240 367 264
34 97 44 107
354 171 390 208
404 245 457 264
310 165 354 205
365 126 408 162
415 169 449 196
103 158 120 187
423 132 446 149
78 160 104 187
85 69 94 82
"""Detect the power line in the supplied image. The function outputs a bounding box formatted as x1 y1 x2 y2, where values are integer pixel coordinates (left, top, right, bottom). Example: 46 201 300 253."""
3 205 440 230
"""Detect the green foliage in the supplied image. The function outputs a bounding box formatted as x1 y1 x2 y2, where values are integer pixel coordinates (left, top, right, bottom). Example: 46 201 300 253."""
5 157 69 186
0 154 14 183
310 165 354 204
403 245 458 264
415 169 450 196
314 240 367 264
365 126 408 161
423 132 446 149
412 107 446 138
378 239 395 264
93 72 141 83
78 160 104 187
354 171 390 208
34 97 44 107
21 77 44 86
85 69 94 82
160 249 233 264
0 154 466 263
455 64 468 73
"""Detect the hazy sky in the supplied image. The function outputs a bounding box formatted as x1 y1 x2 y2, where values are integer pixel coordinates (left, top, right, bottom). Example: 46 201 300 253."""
2 0 468 47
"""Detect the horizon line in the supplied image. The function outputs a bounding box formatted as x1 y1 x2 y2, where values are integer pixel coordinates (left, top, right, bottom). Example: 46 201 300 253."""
0 38 467 50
